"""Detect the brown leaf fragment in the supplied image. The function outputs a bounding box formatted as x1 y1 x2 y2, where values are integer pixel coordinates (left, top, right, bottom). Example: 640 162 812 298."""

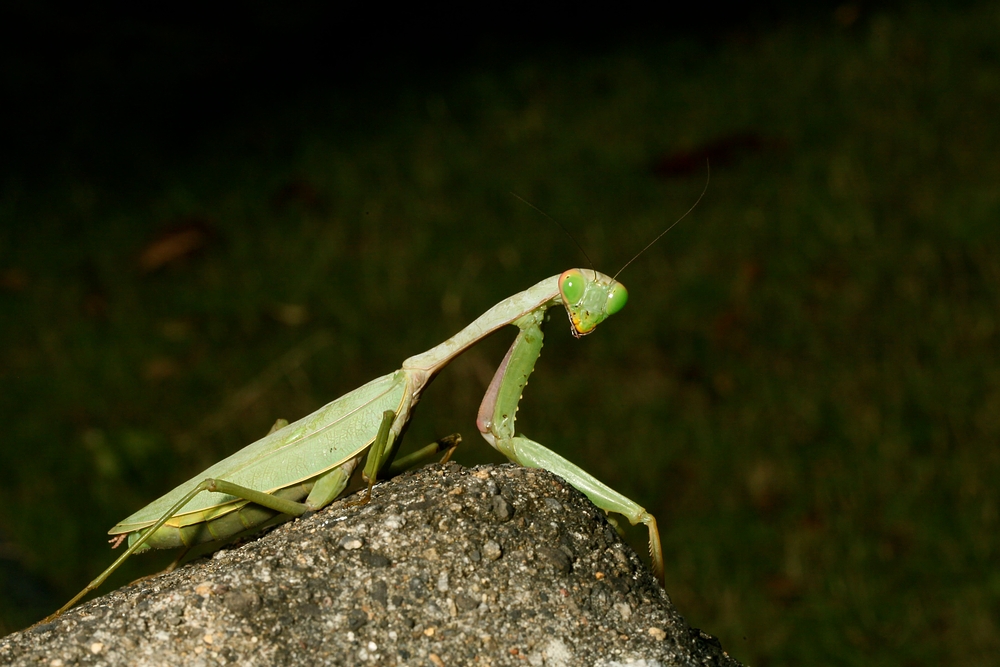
138 219 215 273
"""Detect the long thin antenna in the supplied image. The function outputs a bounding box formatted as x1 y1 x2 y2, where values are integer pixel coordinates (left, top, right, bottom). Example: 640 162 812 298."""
613 160 710 280
509 192 597 278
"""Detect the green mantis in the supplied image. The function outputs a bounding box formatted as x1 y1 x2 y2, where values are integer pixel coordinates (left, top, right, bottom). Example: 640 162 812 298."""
47 267 664 619
47 165 714 620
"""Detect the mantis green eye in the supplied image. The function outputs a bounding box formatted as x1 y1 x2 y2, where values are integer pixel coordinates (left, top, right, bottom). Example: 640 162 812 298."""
606 284 628 315
559 269 586 305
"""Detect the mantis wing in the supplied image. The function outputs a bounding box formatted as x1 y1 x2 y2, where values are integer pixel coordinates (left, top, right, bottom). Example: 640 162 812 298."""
112 370 410 533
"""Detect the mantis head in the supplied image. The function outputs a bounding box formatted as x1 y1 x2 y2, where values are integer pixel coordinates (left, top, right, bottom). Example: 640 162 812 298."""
557 269 628 338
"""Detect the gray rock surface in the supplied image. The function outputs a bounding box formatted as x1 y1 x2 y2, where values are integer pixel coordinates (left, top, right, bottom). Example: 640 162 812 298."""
1 463 743 666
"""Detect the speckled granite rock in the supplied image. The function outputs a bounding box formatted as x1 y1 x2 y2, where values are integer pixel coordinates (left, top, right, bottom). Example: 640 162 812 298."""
1 463 742 666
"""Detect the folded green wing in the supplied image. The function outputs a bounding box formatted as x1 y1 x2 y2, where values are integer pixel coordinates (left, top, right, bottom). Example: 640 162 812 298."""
111 370 408 533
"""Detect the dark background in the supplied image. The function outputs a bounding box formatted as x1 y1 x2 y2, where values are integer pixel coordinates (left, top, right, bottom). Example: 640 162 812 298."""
2 3 997 664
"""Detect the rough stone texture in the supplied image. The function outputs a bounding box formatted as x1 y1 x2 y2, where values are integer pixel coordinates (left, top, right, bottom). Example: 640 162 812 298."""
1 463 743 667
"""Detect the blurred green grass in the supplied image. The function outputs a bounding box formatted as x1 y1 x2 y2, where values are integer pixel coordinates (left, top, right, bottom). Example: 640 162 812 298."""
2 4 999 664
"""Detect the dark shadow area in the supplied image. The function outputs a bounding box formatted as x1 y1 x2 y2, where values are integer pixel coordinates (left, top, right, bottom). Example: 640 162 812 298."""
1 3 866 187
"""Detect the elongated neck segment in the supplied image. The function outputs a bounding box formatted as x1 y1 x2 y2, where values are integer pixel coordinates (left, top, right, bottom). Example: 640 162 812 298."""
403 275 562 376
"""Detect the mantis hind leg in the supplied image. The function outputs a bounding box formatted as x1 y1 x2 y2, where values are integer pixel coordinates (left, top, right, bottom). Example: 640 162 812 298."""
45 461 361 622
45 477 314 621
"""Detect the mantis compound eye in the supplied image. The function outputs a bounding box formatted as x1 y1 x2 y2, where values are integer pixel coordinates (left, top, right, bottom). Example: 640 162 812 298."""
606 283 628 315
558 269 586 305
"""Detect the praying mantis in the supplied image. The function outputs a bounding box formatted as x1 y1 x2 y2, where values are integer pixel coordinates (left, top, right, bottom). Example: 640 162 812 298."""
49 182 707 620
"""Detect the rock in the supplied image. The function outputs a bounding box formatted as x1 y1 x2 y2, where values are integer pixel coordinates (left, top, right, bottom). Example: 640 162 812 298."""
0 463 743 667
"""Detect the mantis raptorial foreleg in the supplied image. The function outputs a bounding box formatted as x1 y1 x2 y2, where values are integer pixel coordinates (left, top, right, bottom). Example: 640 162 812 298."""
476 306 665 582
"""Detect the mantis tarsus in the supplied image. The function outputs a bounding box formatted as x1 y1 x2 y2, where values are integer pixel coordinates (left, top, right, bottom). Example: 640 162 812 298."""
49 178 710 619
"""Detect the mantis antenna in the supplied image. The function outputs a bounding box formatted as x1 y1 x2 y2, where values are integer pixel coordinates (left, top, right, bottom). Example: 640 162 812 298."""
509 191 598 280
512 159 709 283
614 160 710 281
